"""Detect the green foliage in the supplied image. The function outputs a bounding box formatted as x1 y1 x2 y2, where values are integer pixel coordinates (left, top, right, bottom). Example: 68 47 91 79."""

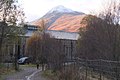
0 0 24 24
0 0 25 44
0 0 25 63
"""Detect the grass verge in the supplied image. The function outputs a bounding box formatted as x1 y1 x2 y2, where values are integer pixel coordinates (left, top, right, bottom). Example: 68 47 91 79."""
0 68 15 79
0 63 19 80
19 63 36 67
42 70 58 80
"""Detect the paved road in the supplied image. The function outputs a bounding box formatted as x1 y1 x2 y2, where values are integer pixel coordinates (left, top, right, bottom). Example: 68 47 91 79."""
4 65 48 80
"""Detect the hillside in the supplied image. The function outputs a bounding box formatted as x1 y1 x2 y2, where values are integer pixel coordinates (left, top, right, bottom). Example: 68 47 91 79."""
48 14 85 32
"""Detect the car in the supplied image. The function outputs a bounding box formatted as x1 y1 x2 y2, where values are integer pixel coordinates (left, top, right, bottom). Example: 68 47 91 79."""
18 57 30 64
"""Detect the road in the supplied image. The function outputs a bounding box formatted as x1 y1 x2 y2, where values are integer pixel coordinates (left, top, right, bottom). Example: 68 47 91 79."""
4 65 48 80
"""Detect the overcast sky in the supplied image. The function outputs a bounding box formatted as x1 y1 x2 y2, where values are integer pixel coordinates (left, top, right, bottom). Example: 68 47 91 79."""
19 0 109 22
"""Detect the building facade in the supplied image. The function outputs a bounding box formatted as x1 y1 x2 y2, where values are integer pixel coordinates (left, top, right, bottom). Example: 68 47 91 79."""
46 30 79 60
22 25 79 60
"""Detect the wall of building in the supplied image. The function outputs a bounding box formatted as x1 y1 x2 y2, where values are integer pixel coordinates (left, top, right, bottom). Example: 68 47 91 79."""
21 25 79 61
58 39 77 60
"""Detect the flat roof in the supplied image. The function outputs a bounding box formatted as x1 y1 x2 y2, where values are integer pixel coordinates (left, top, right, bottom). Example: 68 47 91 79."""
46 30 79 40
25 30 79 40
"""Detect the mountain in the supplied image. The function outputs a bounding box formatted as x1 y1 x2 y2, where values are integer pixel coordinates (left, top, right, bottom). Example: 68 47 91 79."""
44 5 83 16
31 5 86 32
48 5 74 13
48 14 86 32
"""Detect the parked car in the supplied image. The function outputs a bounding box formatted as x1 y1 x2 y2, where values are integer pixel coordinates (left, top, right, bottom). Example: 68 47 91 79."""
18 57 30 64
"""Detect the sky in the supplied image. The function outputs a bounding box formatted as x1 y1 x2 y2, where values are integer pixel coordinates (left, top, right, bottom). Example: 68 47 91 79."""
19 0 109 22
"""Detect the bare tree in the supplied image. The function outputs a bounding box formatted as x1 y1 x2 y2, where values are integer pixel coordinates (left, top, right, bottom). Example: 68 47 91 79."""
77 0 120 60
26 31 65 70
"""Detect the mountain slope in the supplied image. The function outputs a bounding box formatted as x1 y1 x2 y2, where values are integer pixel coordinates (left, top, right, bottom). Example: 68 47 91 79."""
31 5 85 32
48 14 86 32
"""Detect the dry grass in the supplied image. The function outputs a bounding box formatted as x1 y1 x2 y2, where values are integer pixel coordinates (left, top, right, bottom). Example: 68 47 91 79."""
42 70 57 80
0 63 15 79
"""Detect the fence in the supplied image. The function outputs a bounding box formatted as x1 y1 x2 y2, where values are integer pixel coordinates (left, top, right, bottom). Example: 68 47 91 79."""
72 58 120 80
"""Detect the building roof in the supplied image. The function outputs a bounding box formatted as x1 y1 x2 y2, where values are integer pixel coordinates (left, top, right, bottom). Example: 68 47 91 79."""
46 30 79 40
25 29 79 40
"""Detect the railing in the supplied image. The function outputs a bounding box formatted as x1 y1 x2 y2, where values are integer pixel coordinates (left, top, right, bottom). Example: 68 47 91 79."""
71 58 120 80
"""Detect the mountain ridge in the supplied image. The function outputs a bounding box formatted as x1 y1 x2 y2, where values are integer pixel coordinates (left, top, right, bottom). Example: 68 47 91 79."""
47 5 74 13
31 5 86 32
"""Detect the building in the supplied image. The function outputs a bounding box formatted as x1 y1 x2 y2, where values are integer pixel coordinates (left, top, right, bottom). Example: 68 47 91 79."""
23 25 79 60
46 30 79 60
2 24 79 62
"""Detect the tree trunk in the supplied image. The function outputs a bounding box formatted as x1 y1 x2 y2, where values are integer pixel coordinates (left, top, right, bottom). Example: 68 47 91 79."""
0 22 5 62
14 44 19 71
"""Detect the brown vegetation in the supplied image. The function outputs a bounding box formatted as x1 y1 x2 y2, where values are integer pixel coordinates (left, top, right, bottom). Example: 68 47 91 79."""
31 14 85 32
26 31 66 70
48 14 85 32
77 0 120 60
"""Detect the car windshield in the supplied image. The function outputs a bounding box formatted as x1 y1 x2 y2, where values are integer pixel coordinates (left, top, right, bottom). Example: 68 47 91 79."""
19 57 28 61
